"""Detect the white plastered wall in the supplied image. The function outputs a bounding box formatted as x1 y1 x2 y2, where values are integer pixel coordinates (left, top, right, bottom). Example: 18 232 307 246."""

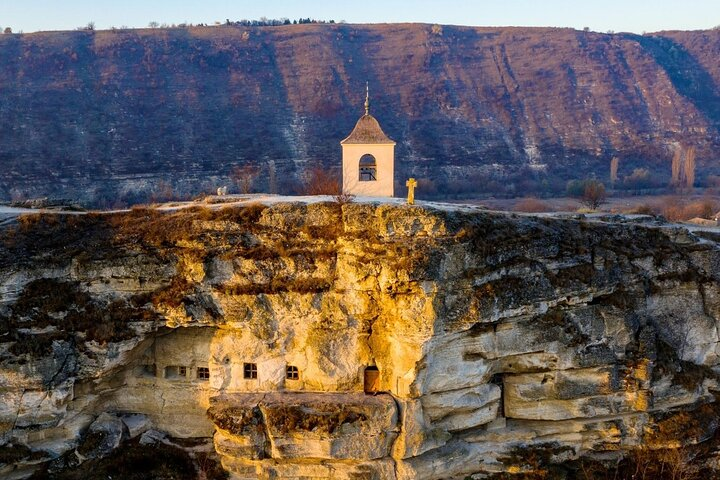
342 143 395 197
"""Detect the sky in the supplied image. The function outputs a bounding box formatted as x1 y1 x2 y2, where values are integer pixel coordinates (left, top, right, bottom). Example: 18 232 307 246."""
1 0 719 34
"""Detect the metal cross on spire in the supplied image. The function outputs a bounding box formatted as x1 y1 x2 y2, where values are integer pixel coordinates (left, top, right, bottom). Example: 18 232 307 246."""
364 81 370 115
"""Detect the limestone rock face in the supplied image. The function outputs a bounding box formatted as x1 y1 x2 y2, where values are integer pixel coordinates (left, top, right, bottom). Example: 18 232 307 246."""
3 200 720 478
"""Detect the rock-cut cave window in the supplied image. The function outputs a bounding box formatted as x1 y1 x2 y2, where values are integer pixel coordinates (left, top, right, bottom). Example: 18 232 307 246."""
165 365 187 380
196 367 210 380
139 364 156 378
286 365 299 380
243 363 258 379
359 154 377 181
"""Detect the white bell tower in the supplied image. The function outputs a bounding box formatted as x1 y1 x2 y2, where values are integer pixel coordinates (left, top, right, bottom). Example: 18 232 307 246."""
340 84 396 197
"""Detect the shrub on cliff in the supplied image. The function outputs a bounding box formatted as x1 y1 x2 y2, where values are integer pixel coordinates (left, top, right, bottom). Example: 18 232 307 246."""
302 166 341 196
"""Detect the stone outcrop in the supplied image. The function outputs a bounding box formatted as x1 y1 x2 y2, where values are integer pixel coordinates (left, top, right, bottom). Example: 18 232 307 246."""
2 199 720 478
209 392 399 478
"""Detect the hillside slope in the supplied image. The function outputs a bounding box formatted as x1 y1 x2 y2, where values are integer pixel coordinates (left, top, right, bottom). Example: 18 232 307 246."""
0 24 719 203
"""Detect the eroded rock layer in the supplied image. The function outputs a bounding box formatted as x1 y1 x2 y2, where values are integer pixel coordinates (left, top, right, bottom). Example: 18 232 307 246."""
2 201 720 478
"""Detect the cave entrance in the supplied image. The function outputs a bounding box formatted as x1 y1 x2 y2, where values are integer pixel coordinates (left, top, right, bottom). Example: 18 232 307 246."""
364 366 380 394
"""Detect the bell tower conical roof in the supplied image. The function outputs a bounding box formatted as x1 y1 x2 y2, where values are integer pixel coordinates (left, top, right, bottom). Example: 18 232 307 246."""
340 83 396 145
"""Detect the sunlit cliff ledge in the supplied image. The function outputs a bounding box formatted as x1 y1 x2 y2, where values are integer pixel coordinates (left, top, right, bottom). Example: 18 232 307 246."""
2 198 720 479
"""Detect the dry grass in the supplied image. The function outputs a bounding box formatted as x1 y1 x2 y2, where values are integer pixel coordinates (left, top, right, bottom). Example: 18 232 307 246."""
6 279 160 359
2 213 111 268
571 401 720 480
108 203 268 247
206 405 264 435
572 447 699 480
496 443 706 480
625 203 657 215
619 447 698 480
152 277 193 308
263 404 367 435
514 197 554 213
662 198 717 222
613 196 718 221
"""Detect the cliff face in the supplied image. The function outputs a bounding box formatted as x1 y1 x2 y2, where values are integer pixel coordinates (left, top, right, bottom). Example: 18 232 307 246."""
2 200 720 478
1 25 720 203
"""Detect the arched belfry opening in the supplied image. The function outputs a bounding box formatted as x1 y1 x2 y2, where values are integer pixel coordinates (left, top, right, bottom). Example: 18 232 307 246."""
340 83 396 197
359 154 377 181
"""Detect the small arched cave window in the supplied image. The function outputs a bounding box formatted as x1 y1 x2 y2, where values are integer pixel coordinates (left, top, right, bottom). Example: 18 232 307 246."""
243 363 258 379
286 365 299 380
359 154 377 182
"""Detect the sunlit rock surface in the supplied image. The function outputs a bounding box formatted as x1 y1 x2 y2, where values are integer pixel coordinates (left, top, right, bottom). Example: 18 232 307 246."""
2 198 720 478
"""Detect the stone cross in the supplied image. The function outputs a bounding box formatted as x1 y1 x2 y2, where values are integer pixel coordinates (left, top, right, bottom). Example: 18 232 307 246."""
406 178 417 205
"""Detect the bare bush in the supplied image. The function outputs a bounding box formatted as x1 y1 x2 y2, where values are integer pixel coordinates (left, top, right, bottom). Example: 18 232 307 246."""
332 192 355 205
623 447 698 480
149 180 176 203
230 165 259 194
660 197 717 221
303 166 341 195
581 179 606 210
